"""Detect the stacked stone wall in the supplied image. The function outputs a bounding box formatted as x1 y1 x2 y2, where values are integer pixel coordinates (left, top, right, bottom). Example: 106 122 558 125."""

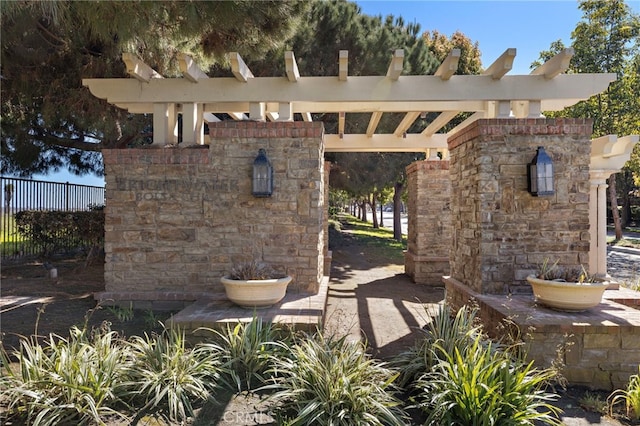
101 122 325 307
447 118 592 294
405 160 451 284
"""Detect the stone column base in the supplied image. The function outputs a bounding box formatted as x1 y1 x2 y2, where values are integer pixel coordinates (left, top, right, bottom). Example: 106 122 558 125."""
405 251 449 285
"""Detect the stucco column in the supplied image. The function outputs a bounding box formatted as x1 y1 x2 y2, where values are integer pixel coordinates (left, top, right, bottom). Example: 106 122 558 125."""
588 171 612 277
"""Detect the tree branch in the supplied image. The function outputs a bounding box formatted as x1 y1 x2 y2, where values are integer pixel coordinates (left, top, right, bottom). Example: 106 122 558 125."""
40 133 103 152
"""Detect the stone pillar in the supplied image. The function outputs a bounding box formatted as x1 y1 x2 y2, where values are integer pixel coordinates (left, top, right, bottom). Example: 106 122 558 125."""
405 159 451 285
446 118 593 295
100 121 325 308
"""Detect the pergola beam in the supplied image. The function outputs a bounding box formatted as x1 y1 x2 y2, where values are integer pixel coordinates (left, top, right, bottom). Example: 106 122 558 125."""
531 48 574 79
339 50 348 81
366 112 383 137
228 52 254 82
122 53 163 83
325 133 447 152
178 53 208 82
285 51 300 82
422 111 458 136
394 111 421 137
84 74 615 105
386 49 404 81
435 49 461 81
484 48 517 79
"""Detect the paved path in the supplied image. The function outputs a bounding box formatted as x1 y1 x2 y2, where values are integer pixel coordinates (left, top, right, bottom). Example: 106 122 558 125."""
324 236 635 425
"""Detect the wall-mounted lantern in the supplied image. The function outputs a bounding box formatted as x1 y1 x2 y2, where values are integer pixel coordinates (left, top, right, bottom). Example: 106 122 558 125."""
528 146 554 196
252 148 273 197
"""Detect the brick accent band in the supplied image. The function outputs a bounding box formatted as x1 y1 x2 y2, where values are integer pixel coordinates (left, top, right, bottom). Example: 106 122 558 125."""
209 121 324 139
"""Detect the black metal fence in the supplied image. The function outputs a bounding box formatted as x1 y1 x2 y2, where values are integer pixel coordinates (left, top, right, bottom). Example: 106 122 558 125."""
1 177 106 259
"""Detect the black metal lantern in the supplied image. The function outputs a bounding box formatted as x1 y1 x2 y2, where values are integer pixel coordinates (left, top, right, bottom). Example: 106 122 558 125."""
528 146 554 196
252 148 273 197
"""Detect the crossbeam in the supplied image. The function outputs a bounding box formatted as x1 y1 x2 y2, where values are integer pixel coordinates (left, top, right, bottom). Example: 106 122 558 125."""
228 52 254 82
84 74 615 105
285 51 300 82
531 48 574 79
435 49 461 81
122 53 163 83
178 54 208 82
325 133 447 152
386 49 404 80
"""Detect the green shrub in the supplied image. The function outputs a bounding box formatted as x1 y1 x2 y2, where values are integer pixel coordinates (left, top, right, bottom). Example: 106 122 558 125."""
0 325 130 426
609 365 640 421
14 210 104 256
393 304 482 390
199 317 289 392
416 335 561 425
124 326 220 424
267 334 407 426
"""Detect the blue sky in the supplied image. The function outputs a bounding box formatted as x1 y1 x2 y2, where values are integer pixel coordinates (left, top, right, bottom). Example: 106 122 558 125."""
31 0 640 188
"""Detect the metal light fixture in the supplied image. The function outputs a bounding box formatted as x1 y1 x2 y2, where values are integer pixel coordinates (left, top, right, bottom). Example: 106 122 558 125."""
528 146 554 196
252 148 273 197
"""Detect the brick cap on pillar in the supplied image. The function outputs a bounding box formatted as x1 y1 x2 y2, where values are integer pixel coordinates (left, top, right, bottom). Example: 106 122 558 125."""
406 159 450 174
209 121 324 139
448 118 594 151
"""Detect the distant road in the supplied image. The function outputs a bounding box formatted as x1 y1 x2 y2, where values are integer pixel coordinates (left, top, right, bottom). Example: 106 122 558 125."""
367 211 408 235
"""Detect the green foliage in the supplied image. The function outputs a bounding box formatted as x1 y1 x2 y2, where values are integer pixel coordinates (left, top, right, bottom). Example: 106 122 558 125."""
609 365 640 420
0 325 130 426
14 210 104 256
1 1 308 176
337 215 406 263
106 303 135 322
124 326 220 424
199 317 290 392
578 391 608 414
267 333 407 426
393 304 482 390
416 335 562 425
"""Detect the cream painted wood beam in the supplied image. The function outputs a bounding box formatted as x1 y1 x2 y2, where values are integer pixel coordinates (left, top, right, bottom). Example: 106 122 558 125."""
386 49 404 81
531 48 574 79
435 49 461 81
266 112 279 121
83 74 616 105
228 112 246 120
203 112 221 123
228 52 254 82
249 102 266 121
285 51 300 82
484 48 516 79
325 133 447 152
447 111 484 136
393 111 421 137
178 53 208 82
113 95 593 115
277 102 294 121
301 112 313 122
422 111 458 136
338 112 345 137
339 50 348 81
122 53 163 83
366 112 383 137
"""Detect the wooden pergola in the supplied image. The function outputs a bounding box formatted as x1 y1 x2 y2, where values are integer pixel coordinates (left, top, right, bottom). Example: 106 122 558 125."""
83 48 616 155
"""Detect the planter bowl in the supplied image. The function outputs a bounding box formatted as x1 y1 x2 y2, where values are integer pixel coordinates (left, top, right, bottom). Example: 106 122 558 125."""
526 275 609 312
221 276 292 308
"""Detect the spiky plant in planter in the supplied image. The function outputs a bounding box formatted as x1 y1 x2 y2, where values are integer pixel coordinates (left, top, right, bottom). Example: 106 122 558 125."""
221 259 292 308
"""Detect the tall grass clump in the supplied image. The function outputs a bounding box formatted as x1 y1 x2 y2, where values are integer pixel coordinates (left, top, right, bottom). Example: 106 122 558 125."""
416 335 562 425
609 365 640 421
0 324 130 425
199 317 290 392
393 304 482 390
124 326 220 424
267 334 407 426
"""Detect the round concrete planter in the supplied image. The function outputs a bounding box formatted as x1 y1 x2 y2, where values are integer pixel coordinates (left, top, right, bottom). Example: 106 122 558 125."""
526 275 609 312
221 276 292 308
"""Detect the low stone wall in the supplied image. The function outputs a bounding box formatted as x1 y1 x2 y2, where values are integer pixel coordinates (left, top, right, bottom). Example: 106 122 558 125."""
100 122 325 308
405 160 451 285
445 276 640 391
